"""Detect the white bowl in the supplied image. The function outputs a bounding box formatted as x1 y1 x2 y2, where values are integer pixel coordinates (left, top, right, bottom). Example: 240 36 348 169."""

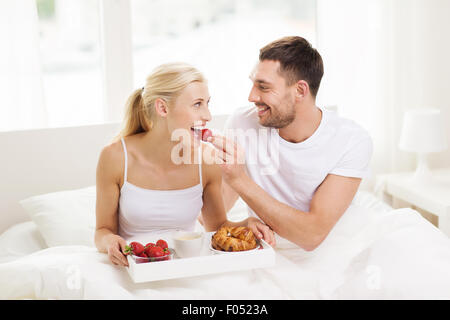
172 231 204 258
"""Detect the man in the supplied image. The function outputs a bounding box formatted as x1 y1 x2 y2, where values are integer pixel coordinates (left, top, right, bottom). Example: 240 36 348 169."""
209 36 373 251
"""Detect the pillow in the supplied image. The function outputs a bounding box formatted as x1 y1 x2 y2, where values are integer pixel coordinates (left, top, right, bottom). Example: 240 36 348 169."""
0 221 47 263
19 186 96 247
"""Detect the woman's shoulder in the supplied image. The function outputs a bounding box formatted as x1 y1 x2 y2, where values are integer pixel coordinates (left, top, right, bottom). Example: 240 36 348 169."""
97 138 126 184
100 139 124 162
100 134 140 160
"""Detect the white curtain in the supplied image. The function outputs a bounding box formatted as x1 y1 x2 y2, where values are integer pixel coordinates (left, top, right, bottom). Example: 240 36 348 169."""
0 0 47 132
316 0 450 190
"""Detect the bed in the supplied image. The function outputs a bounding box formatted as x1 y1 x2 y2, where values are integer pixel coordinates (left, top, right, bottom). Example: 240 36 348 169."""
1 119 450 300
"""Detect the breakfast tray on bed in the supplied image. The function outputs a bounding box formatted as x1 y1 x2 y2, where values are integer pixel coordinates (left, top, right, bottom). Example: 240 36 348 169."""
126 232 275 283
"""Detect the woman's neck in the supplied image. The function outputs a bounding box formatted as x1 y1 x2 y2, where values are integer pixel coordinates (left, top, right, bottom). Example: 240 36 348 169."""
138 124 194 168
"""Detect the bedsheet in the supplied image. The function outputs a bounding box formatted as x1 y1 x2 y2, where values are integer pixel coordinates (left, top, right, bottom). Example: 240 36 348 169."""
1 203 449 299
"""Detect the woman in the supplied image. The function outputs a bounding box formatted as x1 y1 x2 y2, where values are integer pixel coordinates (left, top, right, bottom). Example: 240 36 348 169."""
95 62 274 266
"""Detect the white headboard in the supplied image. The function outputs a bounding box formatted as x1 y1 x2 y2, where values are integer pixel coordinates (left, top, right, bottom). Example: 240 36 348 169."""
0 122 120 234
0 115 229 234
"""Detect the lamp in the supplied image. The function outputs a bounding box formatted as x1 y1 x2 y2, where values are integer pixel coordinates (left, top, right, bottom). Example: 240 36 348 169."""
399 108 448 183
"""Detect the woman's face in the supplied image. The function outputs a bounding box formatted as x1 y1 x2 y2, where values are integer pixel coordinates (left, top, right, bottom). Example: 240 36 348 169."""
166 81 211 149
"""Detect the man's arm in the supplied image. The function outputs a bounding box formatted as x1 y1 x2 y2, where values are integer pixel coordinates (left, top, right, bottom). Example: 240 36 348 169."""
209 134 361 251
222 180 239 213
232 173 361 251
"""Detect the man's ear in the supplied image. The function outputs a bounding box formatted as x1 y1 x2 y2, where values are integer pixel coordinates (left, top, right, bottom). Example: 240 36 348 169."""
295 80 309 100
154 98 168 117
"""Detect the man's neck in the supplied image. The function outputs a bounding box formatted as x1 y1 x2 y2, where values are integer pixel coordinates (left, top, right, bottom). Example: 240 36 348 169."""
278 104 322 144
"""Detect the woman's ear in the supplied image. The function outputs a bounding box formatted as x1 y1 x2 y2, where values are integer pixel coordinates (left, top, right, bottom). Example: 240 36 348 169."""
154 98 168 117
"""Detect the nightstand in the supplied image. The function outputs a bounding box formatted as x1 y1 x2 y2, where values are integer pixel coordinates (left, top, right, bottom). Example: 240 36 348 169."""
375 168 450 237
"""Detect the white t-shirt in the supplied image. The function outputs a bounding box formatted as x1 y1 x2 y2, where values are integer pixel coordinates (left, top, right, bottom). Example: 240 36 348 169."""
224 105 373 218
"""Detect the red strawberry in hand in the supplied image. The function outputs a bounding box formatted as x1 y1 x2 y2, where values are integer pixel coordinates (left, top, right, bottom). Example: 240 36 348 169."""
124 241 145 256
156 239 168 250
201 128 212 142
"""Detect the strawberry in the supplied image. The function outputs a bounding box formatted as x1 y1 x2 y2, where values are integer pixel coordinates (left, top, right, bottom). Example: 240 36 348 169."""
124 241 145 256
144 243 156 257
136 251 149 264
201 128 212 142
148 246 165 258
162 248 171 260
156 239 168 250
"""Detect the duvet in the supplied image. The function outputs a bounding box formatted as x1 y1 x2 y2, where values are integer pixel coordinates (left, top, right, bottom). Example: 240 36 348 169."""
1 204 449 299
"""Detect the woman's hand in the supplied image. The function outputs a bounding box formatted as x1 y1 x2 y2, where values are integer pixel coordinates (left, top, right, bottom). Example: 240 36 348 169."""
105 234 129 267
247 217 276 247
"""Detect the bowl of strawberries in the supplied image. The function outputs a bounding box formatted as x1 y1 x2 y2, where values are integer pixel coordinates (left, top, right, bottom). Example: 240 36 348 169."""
124 239 173 264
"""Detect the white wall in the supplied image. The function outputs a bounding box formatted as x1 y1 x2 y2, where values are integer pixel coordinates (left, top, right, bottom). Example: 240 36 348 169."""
392 0 450 171
316 0 450 190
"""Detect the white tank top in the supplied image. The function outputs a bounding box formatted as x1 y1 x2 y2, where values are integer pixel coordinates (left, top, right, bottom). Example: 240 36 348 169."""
118 137 203 240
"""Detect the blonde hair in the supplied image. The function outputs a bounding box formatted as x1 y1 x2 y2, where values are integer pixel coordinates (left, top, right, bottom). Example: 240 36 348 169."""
113 62 206 142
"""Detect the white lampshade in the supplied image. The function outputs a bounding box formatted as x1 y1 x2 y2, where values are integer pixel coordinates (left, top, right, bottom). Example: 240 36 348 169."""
399 108 448 153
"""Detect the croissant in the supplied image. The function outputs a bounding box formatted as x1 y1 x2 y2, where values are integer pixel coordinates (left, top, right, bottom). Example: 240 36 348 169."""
211 226 258 252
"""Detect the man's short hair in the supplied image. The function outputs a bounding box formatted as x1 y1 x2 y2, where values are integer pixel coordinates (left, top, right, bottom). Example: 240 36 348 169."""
259 36 324 97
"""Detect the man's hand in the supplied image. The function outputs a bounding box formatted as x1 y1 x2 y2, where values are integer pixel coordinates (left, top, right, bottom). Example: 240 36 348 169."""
247 217 276 247
208 135 276 247
207 135 247 188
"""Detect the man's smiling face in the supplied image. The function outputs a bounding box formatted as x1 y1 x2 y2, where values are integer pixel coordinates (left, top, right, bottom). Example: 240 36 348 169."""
248 60 297 129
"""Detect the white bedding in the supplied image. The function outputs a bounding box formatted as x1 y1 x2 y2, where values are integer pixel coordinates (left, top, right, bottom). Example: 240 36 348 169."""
0 221 47 263
1 198 450 299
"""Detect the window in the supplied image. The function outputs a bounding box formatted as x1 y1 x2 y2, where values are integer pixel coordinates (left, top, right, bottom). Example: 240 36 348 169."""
131 0 317 115
37 0 103 127
0 0 317 132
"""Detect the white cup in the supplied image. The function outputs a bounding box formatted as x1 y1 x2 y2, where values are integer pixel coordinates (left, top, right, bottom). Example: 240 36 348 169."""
172 231 204 258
